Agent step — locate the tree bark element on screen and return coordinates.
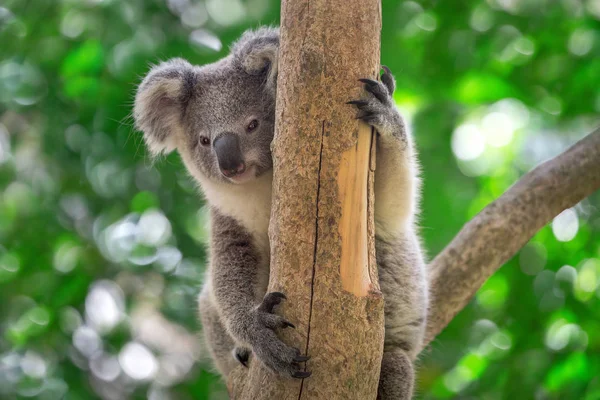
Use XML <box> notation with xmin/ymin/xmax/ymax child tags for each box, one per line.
<box><xmin>423</xmin><ymin>127</ymin><xmax>600</xmax><ymax>349</ymax></box>
<box><xmin>228</xmin><ymin>0</ymin><xmax>385</xmax><ymax>399</ymax></box>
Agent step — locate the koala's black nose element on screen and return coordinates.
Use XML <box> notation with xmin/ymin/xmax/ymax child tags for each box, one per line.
<box><xmin>213</xmin><ymin>133</ymin><xmax>246</xmax><ymax>178</ymax></box>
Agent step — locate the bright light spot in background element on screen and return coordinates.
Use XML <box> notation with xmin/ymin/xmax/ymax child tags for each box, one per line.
<box><xmin>29</xmin><ymin>306</ymin><xmax>50</xmax><ymax>326</ymax></box>
<box><xmin>2</xmin><ymin>352</ymin><xmax>22</xmax><ymax>384</ymax></box>
<box><xmin>540</xmin><ymin>95</ymin><xmax>562</xmax><ymax>115</ymax></box>
<box><xmin>60</xmin><ymin>10</ymin><xmax>86</xmax><ymax>39</ymax></box>
<box><xmin>452</xmin><ymin>124</ymin><xmax>485</xmax><ymax>161</ymax></box>
<box><xmin>568</xmin><ymin>28</ymin><xmax>594</xmax><ymax>56</ymax></box>
<box><xmin>561</xmin><ymin>0</ymin><xmax>584</xmax><ymax>15</ymax></box>
<box><xmin>155</xmin><ymin>246</ymin><xmax>182</xmax><ymax>273</ymax></box>
<box><xmin>20</xmin><ymin>351</ymin><xmax>47</xmax><ymax>379</ymax></box>
<box><xmin>545</xmin><ymin>319</ymin><xmax>587</xmax><ymax>351</ymax></box>
<box><xmin>4</xmin><ymin>182</ymin><xmax>35</xmax><ymax>216</ymax></box>
<box><xmin>555</xmin><ymin>265</ymin><xmax>577</xmax><ymax>288</ymax></box>
<box><xmin>102</xmin><ymin>217</ymin><xmax>137</xmax><ymax>262</ymax></box>
<box><xmin>496</xmin><ymin>0</ymin><xmax>519</xmax><ymax>13</ymax></box>
<box><xmin>64</xmin><ymin>124</ymin><xmax>89</xmax><ymax>153</ymax></box>
<box><xmin>167</xmin><ymin>0</ymin><xmax>190</xmax><ymax>15</ymax></box>
<box><xmin>477</xmin><ymin>274</ymin><xmax>509</xmax><ymax>311</ymax></box>
<box><xmin>0</xmin><ymin>61</ymin><xmax>47</xmax><ymax>106</ymax></box>
<box><xmin>155</xmin><ymin>353</ymin><xmax>196</xmax><ymax>386</ymax></box>
<box><xmin>493</xmin><ymin>98</ymin><xmax>530</xmax><ymax>129</ymax></box>
<box><xmin>443</xmin><ymin>365</ymin><xmax>473</xmax><ymax>393</ymax></box>
<box><xmin>73</xmin><ymin>326</ymin><xmax>102</xmax><ymax>358</ymax></box>
<box><xmin>470</xmin><ymin>5</ymin><xmax>494</xmax><ymax>32</ymax></box>
<box><xmin>60</xmin><ymin>194</ymin><xmax>88</xmax><ymax>221</ymax></box>
<box><xmin>586</xmin><ymin>0</ymin><xmax>600</xmax><ymax>19</ymax></box>
<box><xmin>490</xmin><ymin>330</ymin><xmax>512</xmax><ymax>351</ymax></box>
<box><xmin>137</xmin><ymin>209</ymin><xmax>172</xmax><ymax>247</ymax></box>
<box><xmin>189</xmin><ymin>29</ymin><xmax>222</xmax><ymax>52</ymax></box>
<box><xmin>574</xmin><ymin>258</ymin><xmax>600</xmax><ymax>302</ymax></box>
<box><xmin>552</xmin><ymin>208</ymin><xmax>579</xmax><ymax>242</ymax></box>
<box><xmin>470</xmin><ymin>319</ymin><xmax>498</xmax><ymax>343</ymax></box>
<box><xmin>415</xmin><ymin>12</ymin><xmax>437</xmax><ymax>32</ymax></box>
<box><xmin>53</xmin><ymin>241</ymin><xmax>81</xmax><ymax>273</ymax></box>
<box><xmin>0</xmin><ymin>251</ymin><xmax>20</xmax><ymax>279</ymax></box>
<box><xmin>88</xmin><ymin>160</ymin><xmax>132</xmax><ymax>198</ymax></box>
<box><xmin>119</xmin><ymin>342</ymin><xmax>158</xmax><ymax>381</ymax></box>
<box><xmin>90</xmin><ymin>353</ymin><xmax>121</xmax><ymax>382</ymax></box>
<box><xmin>443</xmin><ymin>353</ymin><xmax>488</xmax><ymax>394</ymax></box>
<box><xmin>181</xmin><ymin>3</ymin><xmax>208</xmax><ymax>28</ymax></box>
<box><xmin>59</xmin><ymin>307</ymin><xmax>83</xmax><ymax>335</ymax></box>
<box><xmin>0</xmin><ymin>123</ymin><xmax>10</xmax><ymax>164</ymax></box>
<box><xmin>481</xmin><ymin>112</ymin><xmax>514</xmax><ymax>147</ymax></box>
<box><xmin>85</xmin><ymin>280</ymin><xmax>125</xmax><ymax>333</ymax></box>
<box><xmin>514</xmin><ymin>37</ymin><xmax>535</xmax><ymax>56</ymax></box>
<box><xmin>185</xmin><ymin>207</ymin><xmax>210</xmax><ymax>244</ymax></box>
<box><xmin>206</xmin><ymin>0</ymin><xmax>246</xmax><ymax>26</ymax></box>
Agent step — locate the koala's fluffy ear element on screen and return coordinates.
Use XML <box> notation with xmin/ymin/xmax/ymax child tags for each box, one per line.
<box><xmin>232</xmin><ymin>27</ymin><xmax>279</xmax><ymax>92</ymax></box>
<box><xmin>134</xmin><ymin>58</ymin><xmax>196</xmax><ymax>156</ymax></box>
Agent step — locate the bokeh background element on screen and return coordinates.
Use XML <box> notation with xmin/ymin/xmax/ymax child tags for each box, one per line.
<box><xmin>0</xmin><ymin>0</ymin><xmax>599</xmax><ymax>399</ymax></box>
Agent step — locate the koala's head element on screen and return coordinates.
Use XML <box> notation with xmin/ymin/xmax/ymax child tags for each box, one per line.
<box><xmin>134</xmin><ymin>27</ymin><xmax>279</xmax><ymax>185</ymax></box>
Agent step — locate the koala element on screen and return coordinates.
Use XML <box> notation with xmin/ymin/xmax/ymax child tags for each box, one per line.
<box><xmin>134</xmin><ymin>27</ymin><xmax>428</xmax><ymax>400</ymax></box>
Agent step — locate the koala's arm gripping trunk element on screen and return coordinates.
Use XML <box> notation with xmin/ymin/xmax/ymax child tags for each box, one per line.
<box><xmin>227</xmin><ymin>0</ymin><xmax>385</xmax><ymax>399</ymax></box>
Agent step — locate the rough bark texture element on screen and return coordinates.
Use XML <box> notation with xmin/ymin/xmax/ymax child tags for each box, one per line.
<box><xmin>423</xmin><ymin>127</ymin><xmax>600</xmax><ymax>349</ymax></box>
<box><xmin>227</xmin><ymin>0</ymin><xmax>385</xmax><ymax>399</ymax></box>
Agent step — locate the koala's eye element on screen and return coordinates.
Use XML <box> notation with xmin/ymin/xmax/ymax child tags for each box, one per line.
<box><xmin>247</xmin><ymin>119</ymin><xmax>259</xmax><ymax>133</ymax></box>
<box><xmin>200</xmin><ymin>136</ymin><xmax>211</xmax><ymax>146</ymax></box>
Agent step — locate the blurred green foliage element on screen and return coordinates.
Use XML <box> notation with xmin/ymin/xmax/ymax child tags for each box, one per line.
<box><xmin>0</xmin><ymin>0</ymin><xmax>599</xmax><ymax>399</ymax></box>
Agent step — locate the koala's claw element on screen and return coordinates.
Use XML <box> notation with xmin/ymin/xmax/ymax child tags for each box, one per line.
<box><xmin>259</xmin><ymin>291</ymin><xmax>286</xmax><ymax>313</ymax></box>
<box><xmin>359</xmin><ymin>78</ymin><xmax>390</xmax><ymax>103</ymax></box>
<box><xmin>346</xmin><ymin>100</ymin><xmax>369</xmax><ymax>107</ymax></box>
<box><xmin>348</xmin><ymin>66</ymin><xmax>403</xmax><ymax>139</ymax></box>
<box><xmin>282</xmin><ymin>320</ymin><xmax>296</xmax><ymax>329</ymax></box>
<box><xmin>381</xmin><ymin>65</ymin><xmax>396</xmax><ymax>94</ymax></box>
<box><xmin>292</xmin><ymin>370</ymin><xmax>312</xmax><ymax>379</ymax></box>
<box><xmin>245</xmin><ymin>291</ymin><xmax>311</xmax><ymax>378</ymax></box>
<box><xmin>234</xmin><ymin>347</ymin><xmax>250</xmax><ymax>368</ymax></box>
<box><xmin>294</xmin><ymin>355</ymin><xmax>310</xmax><ymax>362</ymax></box>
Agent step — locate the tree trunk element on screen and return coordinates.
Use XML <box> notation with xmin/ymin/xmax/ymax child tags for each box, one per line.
<box><xmin>227</xmin><ymin>0</ymin><xmax>385</xmax><ymax>399</ymax></box>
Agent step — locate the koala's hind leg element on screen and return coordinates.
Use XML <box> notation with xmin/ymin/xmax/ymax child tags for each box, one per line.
<box><xmin>376</xmin><ymin>234</ymin><xmax>427</xmax><ymax>400</ymax></box>
<box><xmin>378</xmin><ymin>351</ymin><xmax>414</xmax><ymax>400</ymax></box>
<box><xmin>198</xmin><ymin>289</ymin><xmax>238</xmax><ymax>376</ymax></box>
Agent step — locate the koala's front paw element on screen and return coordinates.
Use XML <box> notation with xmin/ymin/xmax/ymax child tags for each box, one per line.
<box><xmin>347</xmin><ymin>66</ymin><xmax>404</xmax><ymax>140</ymax></box>
<box><xmin>246</xmin><ymin>292</ymin><xmax>311</xmax><ymax>379</ymax></box>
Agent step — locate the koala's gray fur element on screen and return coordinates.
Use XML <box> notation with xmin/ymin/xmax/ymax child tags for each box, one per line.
<box><xmin>134</xmin><ymin>26</ymin><xmax>428</xmax><ymax>399</ymax></box>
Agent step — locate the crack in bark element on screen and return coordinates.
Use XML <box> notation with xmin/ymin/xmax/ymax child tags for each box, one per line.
<box><xmin>298</xmin><ymin>120</ymin><xmax>326</xmax><ymax>399</ymax></box>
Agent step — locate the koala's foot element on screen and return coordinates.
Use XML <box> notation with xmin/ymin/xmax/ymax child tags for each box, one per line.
<box><xmin>377</xmin><ymin>350</ymin><xmax>414</xmax><ymax>400</ymax></box>
<box><xmin>246</xmin><ymin>292</ymin><xmax>311</xmax><ymax>379</ymax></box>
<box><xmin>347</xmin><ymin>66</ymin><xmax>405</xmax><ymax>141</ymax></box>
<box><xmin>233</xmin><ymin>347</ymin><xmax>251</xmax><ymax>368</ymax></box>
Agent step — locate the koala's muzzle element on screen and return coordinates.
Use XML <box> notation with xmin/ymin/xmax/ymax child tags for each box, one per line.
<box><xmin>213</xmin><ymin>133</ymin><xmax>246</xmax><ymax>178</ymax></box>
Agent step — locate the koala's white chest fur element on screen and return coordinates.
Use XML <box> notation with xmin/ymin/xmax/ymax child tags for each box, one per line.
<box><xmin>200</xmin><ymin>170</ymin><xmax>273</xmax><ymax>295</ymax></box>
<box><xmin>201</xmin><ymin>171</ymin><xmax>273</xmax><ymax>236</ymax></box>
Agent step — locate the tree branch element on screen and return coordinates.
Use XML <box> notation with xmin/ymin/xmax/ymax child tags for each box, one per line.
<box><xmin>422</xmin><ymin>127</ymin><xmax>600</xmax><ymax>349</ymax></box>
